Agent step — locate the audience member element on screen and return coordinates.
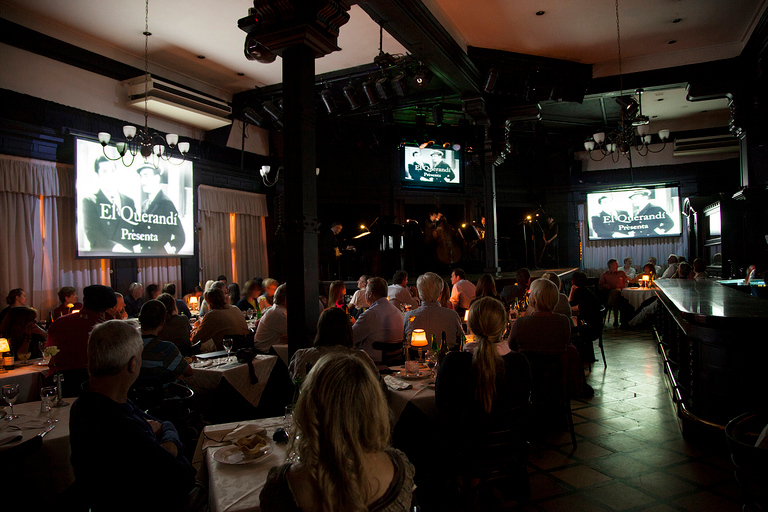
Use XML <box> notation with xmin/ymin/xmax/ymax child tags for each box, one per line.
<box><xmin>404</xmin><ymin>272</ymin><xmax>463</xmax><ymax>350</ymax></box>
<box><xmin>124</xmin><ymin>282</ymin><xmax>143</xmax><ymax>318</ymax></box>
<box><xmin>288</xmin><ymin>308</ymin><xmax>377</xmax><ymax>381</ymax></box>
<box><xmin>507</xmin><ymin>279</ymin><xmax>570</xmax><ymax>352</ymax></box>
<box><xmin>541</xmin><ymin>272</ymin><xmax>572</xmax><ymax>326</ymax></box>
<box><xmin>449</xmin><ymin>268</ymin><xmax>476</xmax><ymax>317</ymax></box>
<box><xmin>105</xmin><ymin>292</ymin><xmax>128</xmax><ymax>320</ymax></box>
<box><xmin>260</xmin><ymin>352</ymin><xmax>415</xmax><ymax>511</ymax></box>
<box><xmin>217</xmin><ymin>275</ymin><xmax>228</xmax><ymax>285</ymax></box>
<box><xmin>0</xmin><ymin>288</ymin><xmax>26</xmax><ymax>325</ymax></box>
<box><xmin>691</xmin><ymin>258</ymin><xmax>708</xmax><ymax>280</ymax></box>
<box><xmin>191</xmin><ymin>287</ymin><xmax>249</xmax><ymax>351</ymax></box>
<box><xmin>227</xmin><ymin>283</ymin><xmax>241</xmax><ymax>307</ymax></box>
<box><xmin>328</xmin><ymin>280</ymin><xmax>347</xmax><ymax>309</ymax></box>
<box><xmin>568</xmin><ymin>271</ymin><xmax>602</xmax><ymax>363</ymax></box>
<box><xmin>471</xmin><ymin>274</ymin><xmax>502</xmax><ymax>305</ymax></box>
<box><xmin>352</xmin><ymin>277</ymin><xmax>403</xmax><ymax>362</ymax></box>
<box><xmin>199</xmin><ymin>281</ymin><xmax>227</xmax><ymax>318</ymax></box>
<box><xmin>500</xmin><ymin>268</ymin><xmax>531</xmax><ymax>308</ymax></box>
<box><xmin>236</xmin><ymin>280</ymin><xmax>262</xmax><ymax>314</ymax></box>
<box><xmin>634</xmin><ymin>263</ymin><xmax>657</xmax><ymax>282</ymax></box>
<box><xmin>388</xmin><ymin>270</ymin><xmax>420</xmax><ymax>311</ymax></box>
<box><xmin>437</xmin><ymin>297</ymin><xmax>531</xmax><ymax>430</ymax></box>
<box><xmin>260</xmin><ymin>278</ymin><xmax>279</xmax><ymax>309</ymax></box>
<box><xmin>52</xmin><ymin>287</ymin><xmax>83</xmax><ymax>321</ymax></box>
<box><xmin>439</xmin><ymin>278</ymin><xmax>454</xmax><ymax>310</ymax></box>
<box><xmin>162</xmin><ymin>283</ymin><xmax>191</xmax><ymax>318</ymax></box>
<box><xmin>661</xmin><ymin>254</ymin><xmax>678</xmax><ymax>279</ymax></box>
<box><xmin>0</xmin><ymin>306</ymin><xmax>46</xmax><ymax>358</ymax></box>
<box><xmin>143</xmin><ymin>283</ymin><xmax>160</xmax><ymax>303</ymax></box>
<box><xmin>622</xmin><ymin>257</ymin><xmax>636</xmax><ymax>279</ymax></box>
<box><xmin>675</xmin><ymin>261</ymin><xmax>692</xmax><ymax>279</ymax></box>
<box><xmin>349</xmin><ymin>275</ymin><xmax>369</xmax><ymax>310</ymax></box>
<box><xmin>598</xmin><ymin>258</ymin><xmax>632</xmax><ymax>327</ymax></box>
<box><xmin>254</xmin><ymin>284</ymin><xmax>287</xmax><ymax>353</ymax></box>
<box><xmin>648</xmin><ymin>256</ymin><xmax>662</xmax><ymax>276</ymax></box>
<box><xmin>137</xmin><ymin>300</ymin><xmax>192</xmax><ymax>382</ymax></box>
<box><xmin>157</xmin><ymin>293</ymin><xmax>192</xmax><ymax>351</ymax></box>
<box><xmin>69</xmin><ymin>320</ymin><xmax>195</xmax><ymax>511</ymax></box>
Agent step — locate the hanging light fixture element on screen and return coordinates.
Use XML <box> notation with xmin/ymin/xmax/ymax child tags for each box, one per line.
<box><xmin>98</xmin><ymin>0</ymin><xmax>189</xmax><ymax>168</ymax></box>
<box><xmin>584</xmin><ymin>1</ymin><xmax>670</xmax><ymax>162</ymax></box>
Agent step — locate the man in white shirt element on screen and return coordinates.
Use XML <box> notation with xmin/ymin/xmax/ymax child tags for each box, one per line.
<box><xmin>661</xmin><ymin>254</ymin><xmax>678</xmax><ymax>279</ymax></box>
<box><xmin>622</xmin><ymin>257</ymin><xmax>637</xmax><ymax>279</ymax></box>
<box><xmin>388</xmin><ymin>270</ymin><xmax>419</xmax><ymax>311</ymax></box>
<box><xmin>254</xmin><ymin>284</ymin><xmax>287</xmax><ymax>353</ymax></box>
<box><xmin>352</xmin><ymin>277</ymin><xmax>404</xmax><ymax>362</ymax></box>
<box><xmin>404</xmin><ymin>272</ymin><xmax>462</xmax><ymax>349</ymax></box>
<box><xmin>449</xmin><ymin>268</ymin><xmax>475</xmax><ymax>317</ymax></box>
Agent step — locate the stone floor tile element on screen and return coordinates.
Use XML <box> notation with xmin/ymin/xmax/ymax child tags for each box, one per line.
<box><xmin>550</xmin><ymin>465</ymin><xmax>613</xmax><ymax>488</ymax></box>
<box><xmin>582</xmin><ymin>481</ymin><xmax>657</xmax><ymax>510</ymax></box>
<box><xmin>673</xmin><ymin>491</ymin><xmax>741</xmax><ymax>512</ymax></box>
<box><xmin>627</xmin><ymin>471</ymin><xmax>696</xmax><ymax>498</ymax></box>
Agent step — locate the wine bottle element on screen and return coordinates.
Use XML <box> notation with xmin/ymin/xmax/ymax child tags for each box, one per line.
<box><xmin>438</xmin><ymin>331</ymin><xmax>447</xmax><ymax>366</ymax></box>
<box><xmin>430</xmin><ymin>334</ymin><xmax>438</xmax><ymax>356</ymax></box>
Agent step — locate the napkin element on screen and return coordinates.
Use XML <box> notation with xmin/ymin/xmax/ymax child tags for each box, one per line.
<box><xmin>383</xmin><ymin>375</ymin><xmax>412</xmax><ymax>391</ymax></box>
<box><xmin>204</xmin><ymin>423</ymin><xmax>267</xmax><ymax>443</ymax></box>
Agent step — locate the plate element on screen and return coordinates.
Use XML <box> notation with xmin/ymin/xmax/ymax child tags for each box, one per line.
<box><xmin>396</xmin><ymin>370</ymin><xmax>431</xmax><ymax>380</ymax></box>
<box><xmin>213</xmin><ymin>444</ymin><xmax>273</xmax><ymax>465</ymax></box>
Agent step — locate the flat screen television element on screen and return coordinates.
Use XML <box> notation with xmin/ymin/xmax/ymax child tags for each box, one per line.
<box><xmin>400</xmin><ymin>144</ymin><xmax>462</xmax><ymax>189</ymax></box>
<box><xmin>75</xmin><ymin>138</ymin><xmax>194</xmax><ymax>258</ymax></box>
<box><xmin>586</xmin><ymin>186</ymin><xmax>681</xmax><ymax>241</ymax></box>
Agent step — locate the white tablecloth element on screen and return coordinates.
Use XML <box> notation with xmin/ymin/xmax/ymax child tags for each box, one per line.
<box><xmin>621</xmin><ymin>287</ymin><xmax>657</xmax><ymax>309</ymax></box>
<box><xmin>193</xmin><ymin>416</ymin><xmax>286</xmax><ymax>512</ymax></box>
<box><xmin>186</xmin><ymin>355</ymin><xmax>277</xmax><ymax>407</ymax></box>
<box><xmin>0</xmin><ymin>360</ymin><xmax>49</xmax><ymax>403</ymax></box>
<box><xmin>272</xmin><ymin>344</ymin><xmax>289</xmax><ymax>366</ymax></box>
<box><xmin>386</xmin><ymin>365</ymin><xmax>437</xmax><ymax>422</ymax></box>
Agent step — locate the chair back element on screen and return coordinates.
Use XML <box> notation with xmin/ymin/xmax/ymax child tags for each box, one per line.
<box><xmin>372</xmin><ymin>340</ymin><xmax>404</xmax><ymax>365</ymax></box>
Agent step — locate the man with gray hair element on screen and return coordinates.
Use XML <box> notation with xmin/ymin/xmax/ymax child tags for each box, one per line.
<box><xmin>404</xmin><ymin>272</ymin><xmax>462</xmax><ymax>349</ymax></box>
<box><xmin>124</xmin><ymin>282</ymin><xmax>144</xmax><ymax>318</ymax></box>
<box><xmin>352</xmin><ymin>277</ymin><xmax>404</xmax><ymax>362</ymax></box>
<box><xmin>388</xmin><ymin>270</ymin><xmax>419</xmax><ymax>311</ymax></box>
<box><xmin>661</xmin><ymin>254</ymin><xmax>679</xmax><ymax>279</ymax></box>
<box><xmin>69</xmin><ymin>320</ymin><xmax>195</xmax><ymax>510</ymax></box>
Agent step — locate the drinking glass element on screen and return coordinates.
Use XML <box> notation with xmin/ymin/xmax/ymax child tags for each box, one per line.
<box><xmin>2</xmin><ymin>384</ymin><xmax>20</xmax><ymax>420</ymax></box>
<box><xmin>40</xmin><ymin>386</ymin><xmax>57</xmax><ymax>424</ymax></box>
<box><xmin>283</xmin><ymin>405</ymin><xmax>294</xmax><ymax>435</ymax></box>
<box><xmin>223</xmin><ymin>337</ymin><xmax>234</xmax><ymax>362</ymax></box>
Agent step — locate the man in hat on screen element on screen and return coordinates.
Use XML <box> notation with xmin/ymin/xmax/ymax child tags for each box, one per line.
<box><xmin>629</xmin><ymin>190</ymin><xmax>673</xmax><ymax>237</ymax></box>
<box><xmin>424</xmin><ymin>150</ymin><xmax>455</xmax><ymax>183</ymax></box>
<box><xmin>82</xmin><ymin>156</ymin><xmax>137</xmax><ymax>252</ymax></box>
<box><xmin>135</xmin><ymin>165</ymin><xmax>186</xmax><ymax>254</ymax></box>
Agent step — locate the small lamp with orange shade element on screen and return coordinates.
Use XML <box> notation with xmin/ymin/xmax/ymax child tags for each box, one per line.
<box><xmin>410</xmin><ymin>329</ymin><xmax>428</xmax><ymax>363</ymax></box>
<box><xmin>0</xmin><ymin>338</ymin><xmax>11</xmax><ymax>372</ymax></box>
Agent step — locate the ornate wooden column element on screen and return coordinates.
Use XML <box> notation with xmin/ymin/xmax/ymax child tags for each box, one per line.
<box><xmin>239</xmin><ymin>1</ymin><xmax>350</xmax><ymax>355</ymax></box>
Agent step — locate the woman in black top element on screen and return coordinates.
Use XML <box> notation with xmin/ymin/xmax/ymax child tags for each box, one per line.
<box><xmin>568</xmin><ymin>271</ymin><xmax>601</xmax><ymax>362</ymax></box>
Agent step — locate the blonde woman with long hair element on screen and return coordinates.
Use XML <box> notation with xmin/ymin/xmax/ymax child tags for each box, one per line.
<box><xmin>260</xmin><ymin>352</ymin><xmax>415</xmax><ymax>512</ymax></box>
<box><xmin>436</xmin><ymin>297</ymin><xmax>530</xmax><ymax>427</ymax></box>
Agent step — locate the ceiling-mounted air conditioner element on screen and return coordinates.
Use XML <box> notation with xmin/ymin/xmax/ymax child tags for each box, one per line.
<box><xmin>123</xmin><ymin>75</ymin><xmax>232</xmax><ymax>131</ymax></box>
<box><xmin>673</xmin><ymin>134</ymin><xmax>739</xmax><ymax>156</ymax></box>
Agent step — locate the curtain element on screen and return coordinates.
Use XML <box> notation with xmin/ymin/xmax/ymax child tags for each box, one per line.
<box><xmin>137</xmin><ymin>258</ymin><xmax>182</xmax><ymax>293</ymax></box>
<box><xmin>577</xmin><ymin>203</ymin><xmax>687</xmax><ymax>276</ymax></box>
<box><xmin>198</xmin><ymin>185</ymin><xmax>269</xmax><ymax>286</ymax></box>
<box><xmin>0</xmin><ymin>154</ymin><xmax>110</xmax><ymax>318</ymax></box>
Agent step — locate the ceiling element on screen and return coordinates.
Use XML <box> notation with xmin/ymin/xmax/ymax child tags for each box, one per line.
<box><xmin>1</xmin><ymin>0</ymin><xmax>766</xmax><ymax>132</ymax></box>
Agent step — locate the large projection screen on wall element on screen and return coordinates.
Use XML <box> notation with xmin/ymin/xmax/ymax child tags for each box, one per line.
<box><xmin>587</xmin><ymin>186</ymin><xmax>681</xmax><ymax>241</ymax></box>
<box><xmin>75</xmin><ymin>138</ymin><xmax>194</xmax><ymax>258</ymax></box>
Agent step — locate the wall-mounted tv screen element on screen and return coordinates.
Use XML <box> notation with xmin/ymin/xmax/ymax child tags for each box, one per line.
<box><xmin>586</xmin><ymin>186</ymin><xmax>681</xmax><ymax>241</ymax></box>
<box><xmin>400</xmin><ymin>144</ymin><xmax>462</xmax><ymax>189</ymax></box>
<box><xmin>75</xmin><ymin>138</ymin><xmax>194</xmax><ymax>258</ymax></box>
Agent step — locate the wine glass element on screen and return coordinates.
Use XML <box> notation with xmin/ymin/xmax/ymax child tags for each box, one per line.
<box><xmin>222</xmin><ymin>337</ymin><xmax>233</xmax><ymax>362</ymax></box>
<box><xmin>2</xmin><ymin>384</ymin><xmax>20</xmax><ymax>420</ymax></box>
<box><xmin>40</xmin><ymin>386</ymin><xmax>57</xmax><ymax>424</ymax></box>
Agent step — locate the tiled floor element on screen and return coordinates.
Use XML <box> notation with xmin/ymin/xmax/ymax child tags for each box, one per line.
<box><xmin>521</xmin><ymin>325</ymin><xmax>742</xmax><ymax>511</ymax></box>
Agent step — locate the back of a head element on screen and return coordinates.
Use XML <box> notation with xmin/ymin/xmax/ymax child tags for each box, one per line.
<box><xmin>648</xmin><ymin>257</ymin><xmax>657</xmax><ymax>265</ymax></box>
<box><xmin>217</xmin><ymin>275</ymin><xmax>227</xmax><ymax>282</ymax></box>
<box><xmin>467</xmin><ymin>297</ymin><xmax>507</xmax><ymax>414</ymax></box>
<box><xmin>58</xmin><ymin>286</ymin><xmax>76</xmax><ymax>304</ymax></box>
<box><xmin>328</xmin><ymin>280</ymin><xmax>346</xmax><ymax>305</ymax></box>
<box><xmin>262</xmin><ymin>278</ymin><xmax>278</xmax><ymax>290</ymax></box>
<box><xmin>6</xmin><ymin>288</ymin><xmax>23</xmax><ymax>306</ymax></box>
<box><xmin>572</xmin><ymin>271</ymin><xmax>587</xmax><ymax>287</ymax></box>
<box><xmin>2</xmin><ymin>307</ymin><xmax>38</xmax><ymax>339</ymax></box>
<box><xmin>678</xmin><ymin>262</ymin><xmax>692</xmax><ymax>277</ymax></box>
<box><xmin>542</xmin><ymin>272</ymin><xmax>561</xmax><ymax>291</ymax></box>
<box><xmin>156</xmin><ymin>293</ymin><xmax>177</xmax><ymax>317</ymax></box>
<box><xmin>205</xmin><ymin>288</ymin><xmax>227</xmax><ymax>310</ymax></box>
<box><xmin>162</xmin><ymin>283</ymin><xmax>176</xmax><ymax>296</ymax></box>
<box><xmin>416</xmin><ymin>272</ymin><xmax>442</xmax><ymax>303</ymax></box>
<box><xmin>607</xmin><ymin>258</ymin><xmax>618</xmax><ymax>268</ymax></box>
<box><xmin>516</xmin><ymin>268</ymin><xmax>531</xmax><ymax>286</ymax></box>
<box><xmin>138</xmin><ymin>299</ymin><xmax>166</xmax><ymax>330</ymax></box>
<box><xmin>468</xmin><ymin>297</ymin><xmax>507</xmax><ymax>342</ymax></box>
<box><xmin>475</xmin><ymin>274</ymin><xmax>497</xmax><ymax>298</ymax></box>
<box><xmin>453</xmin><ymin>268</ymin><xmax>466</xmax><ymax>280</ymax></box>
<box><xmin>392</xmin><ymin>270</ymin><xmax>408</xmax><ymax>285</ymax></box>
<box><xmin>83</xmin><ymin>285</ymin><xmax>117</xmax><ymax>313</ymax></box>
<box><xmin>643</xmin><ymin>263</ymin><xmax>656</xmax><ymax>275</ymax></box>
<box><xmin>293</xmin><ymin>352</ymin><xmax>389</xmax><ymax>510</ymax></box>
<box><xmin>273</xmin><ymin>284</ymin><xmax>287</xmax><ymax>307</ymax></box>
<box><xmin>204</xmin><ymin>280</ymin><xmax>216</xmax><ymax>292</ymax></box>
<box><xmin>88</xmin><ymin>320</ymin><xmax>143</xmax><ymax>378</ymax></box>
<box><xmin>366</xmin><ymin>277</ymin><xmax>388</xmax><ymax>301</ymax></box>
<box><xmin>242</xmin><ymin>280</ymin><xmax>256</xmax><ymax>297</ymax></box>
<box><xmin>144</xmin><ymin>284</ymin><xmax>159</xmax><ymax>300</ymax></box>
<box><xmin>228</xmin><ymin>283</ymin><xmax>241</xmax><ymax>303</ymax></box>
<box><xmin>210</xmin><ymin>281</ymin><xmax>227</xmax><ymax>292</ymax></box>
<box><xmin>314</xmin><ymin>308</ymin><xmax>353</xmax><ymax>348</ymax></box>
<box><xmin>693</xmin><ymin>258</ymin><xmax>706</xmax><ymax>273</ymax></box>
<box><xmin>530</xmin><ymin>278</ymin><xmax>559</xmax><ymax>312</ymax></box>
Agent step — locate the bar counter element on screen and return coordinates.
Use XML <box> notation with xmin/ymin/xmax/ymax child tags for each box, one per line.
<box><xmin>653</xmin><ymin>279</ymin><xmax>768</xmax><ymax>441</ymax></box>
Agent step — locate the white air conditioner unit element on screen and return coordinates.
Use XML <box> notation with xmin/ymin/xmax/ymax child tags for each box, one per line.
<box><xmin>123</xmin><ymin>75</ymin><xmax>233</xmax><ymax>131</ymax></box>
<box><xmin>673</xmin><ymin>134</ymin><xmax>739</xmax><ymax>156</ymax></box>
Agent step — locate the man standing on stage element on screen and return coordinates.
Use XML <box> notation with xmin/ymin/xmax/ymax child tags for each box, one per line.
<box><xmin>541</xmin><ymin>214</ymin><xmax>559</xmax><ymax>265</ymax></box>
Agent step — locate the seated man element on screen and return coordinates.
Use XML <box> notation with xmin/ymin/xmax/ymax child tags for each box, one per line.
<box><xmin>388</xmin><ymin>270</ymin><xmax>420</xmax><ymax>311</ymax></box>
<box><xmin>352</xmin><ymin>277</ymin><xmax>404</xmax><ymax>362</ymax></box>
<box><xmin>48</xmin><ymin>284</ymin><xmax>117</xmax><ymax>396</ymax></box>
<box><xmin>404</xmin><ymin>272</ymin><xmax>462</xmax><ymax>349</ymax></box>
<box><xmin>449</xmin><ymin>268</ymin><xmax>476</xmax><ymax>317</ymax></box>
<box><xmin>500</xmin><ymin>268</ymin><xmax>531</xmax><ymax>309</ymax></box>
<box><xmin>660</xmin><ymin>254</ymin><xmax>678</xmax><ymax>279</ymax></box>
<box><xmin>69</xmin><ymin>320</ymin><xmax>196</xmax><ymax>511</ymax></box>
<box><xmin>254</xmin><ymin>284</ymin><xmax>287</xmax><ymax>353</ymax></box>
<box><xmin>598</xmin><ymin>258</ymin><xmax>632</xmax><ymax>327</ymax></box>
<box><xmin>105</xmin><ymin>292</ymin><xmax>128</xmax><ymax>320</ymax></box>
<box><xmin>137</xmin><ymin>300</ymin><xmax>192</xmax><ymax>383</ymax></box>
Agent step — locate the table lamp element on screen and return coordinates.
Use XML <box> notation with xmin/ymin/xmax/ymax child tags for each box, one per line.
<box><xmin>641</xmin><ymin>275</ymin><xmax>650</xmax><ymax>288</ymax></box>
<box><xmin>189</xmin><ymin>296</ymin><xmax>198</xmax><ymax>312</ymax></box>
<box><xmin>0</xmin><ymin>338</ymin><xmax>10</xmax><ymax>373</ymax></box>
<box><xmin>410</xmin><ymin>329</ymin><xmax>428</xmax><ymax>363</ymax></box>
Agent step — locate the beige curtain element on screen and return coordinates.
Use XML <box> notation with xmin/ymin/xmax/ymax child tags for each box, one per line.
<box><xmin>137</xmin><ymin>258</ymin><xmax>182</xmax><ymax>293</ymax></box>
<box><xmin>198</xmin><ymin>185</ymin><xmax>269</xmax><ymax>286</ymax></box>
<box><xmin>0</xmin><ymin>155</ymin><xmax>110</xmax><ymax>317</ymax></box>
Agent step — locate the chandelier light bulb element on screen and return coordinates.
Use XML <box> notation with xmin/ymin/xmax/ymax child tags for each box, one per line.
<box><xmin>165</xmin><ymin>133</ymin><xmax>179</xmax><ymax>146</ymax></box>
<box><xmin>658</xmin><ymin>129</ymin><xmax>670</xmax><ymax>141</ymax></box>
<box><xmin>584</xmin><ymin>140</ymin><xmax>595</xmax><ymax>151</ymax></box>
<box><xmin>98</xmin><ymin>132</ymin><xmax>111</xmax><ymax>145</ymax></box>
<box><xmin>178</xmin><ymin>142</ymin><xmax>190</xmax><ymax>155</ymax></box>
<box><xmin>123</xmin><ymin>125</ymin><xmax>137</xmax><ymax>139</ymax></box>
<box><xmin>593</xmin><ymin>132</ymin><xmax>606</xmax><ymax>144</ymax></box>
<box><xmin>637</xmin><ymin>124</ymin><xmax>650</xmax><ymax>136</ymax></box>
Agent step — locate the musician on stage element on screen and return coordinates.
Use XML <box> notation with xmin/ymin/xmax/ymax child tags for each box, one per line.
<box><xmin>541</xmin><ymin>215</ymin><xmax>559</xmax><ymax>266</ymax></box>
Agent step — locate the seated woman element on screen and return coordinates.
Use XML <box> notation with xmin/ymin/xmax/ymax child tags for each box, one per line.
<box><xmin>236</xmin><ymin>280</ymin><xmax>262</xmax><ymax>315</ymax></box>
<box><xmin>470</xmin><ymin>273</ymin><xmax>503</xmax><ymax>306</ymax></box>
<box><xmin>439</xmin><ymin>278</ymin><xmax>455</xmax><ymax>311</ymax></box>
<box><xmin>157</xmin><ymin>293</ymin><xmax>192</xmax><ymax>351</ymax></box>
<box><xmin>541</xmin><ymin>272</ymin><xmax>572</xmax><ymax>327</ymax></box>
<box><xmin>259</xmin><ymin>278</ymin><xmax>279</xmax><ymax>310</ymax></box>
<box><xmin>631</xmin><ymin>263</ymin><xmax>657</xmax><ymax>283</ymax></box>
<box><xmin>260</xmin><ymin>352</ymin><xmax>415</xmax><ymax>512</ymax></box>
<box><xmin>227</xmin><ymin>283</ymin><xmax>241</xmax><ymax>308</ymax></box>
<box><xmin>507</xmin><ymin>279</ymin><xmax>571</xmax><ymax>353</ymax></box>
<box><xmin>437</xmin><ymin>297</ymin><xmax>531</xmax><ymax>430</ymax></box>
<box><xmin>0</xmin><ymin>288</ymin><xmax>27</xmax><ymax>325</ymax></box>
<box><xmin>52</xmin><ymin>286</ymin><xmax>83</xmax><ymax>321</ymax></box>
<box><xmin>674</xmin><ymin>261</ymin><xmax>692</xmax><ymax>279</ymax></box>
<box><xmin>568</xmin><ymin>271</ymin><xmax>601</xmax><ymax>363</ymax></box>
<box><xmin>190</xmin><ymin>288</ymin><xmax>249</xmax><ymax>351</ymax></box>
<box><xmin>288</xmin><ymin>308</ymin><xmax>376</xmax><ymax>381</ymax></box>
<box><xmin>0</xmin><ymin>306</ymin><xmax>46</xmax><ymax>358</ymax></box>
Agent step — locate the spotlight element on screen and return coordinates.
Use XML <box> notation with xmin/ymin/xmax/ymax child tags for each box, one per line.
<box><xmin>375</xmin><ymin>77</ymin><xmax>392</xmax><ymax>100</ymax></box>
<box><xmin>616</xmin><ymin>96</ymin><xmax>639</xmax><ymax>119</ymax></box>
<box><xmin>452</xmin><ymin>143</ymin><xmax>461</xmax><ymax>151</ymax></box>
<box><xmin>262</xmin><ymin>100</ymin><xmax>283</xmax><ymax>129</ymax></box>
<box><xmin>320</xmin><ymin>88</ymin><xmax>336</xmax><ymax>114</ymax></box>
<box><xmin>443</xmin><ymin>142</ymin><xmax>451</xmax><ymax>149</ymax></box>
<box><xmin>392</xmin><ymin>72</ymin><xmax>408</xmax><ymax>97</ymax></box>
<box><xmin>342</xmin><ymin>83</ymin><xmax>360</xmax><ymax>110</ymax></box>
<box><xmin>412</xmin><ymin>67</ymin><xmax>432</xmax><ymax>88</ymax></box>
<box><xmin>432</xmin><ymin>104</ymin><xmax>443</xmax><ymax>127</ymax></box>
<box><xmin>244</xmin><ymin>34</ymin><xmax>276</xmax><ymax>64</ymax></box>
<box><xmin>419</xmin><ymin>140</ymin><xmax>435</xmax><ymax>149</ymax></box>
<box><xmin>484</xmin><ymin>67</ymin><xmax>499</xmax><ymax>93</ymax></box>
<box><xmin>242</xmin><ymin>107</ymin><xmax>265</xmax><ymax>127</ymax></box>
<box><xmin>362</xmin><ymin>80</ymin><xmax>379</xmax><ymax>106</ymax></box>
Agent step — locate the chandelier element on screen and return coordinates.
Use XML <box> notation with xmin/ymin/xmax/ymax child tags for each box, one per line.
<box><xmin>584</xmin><ymin>0</ymin><xmax>671</xmax><ymax>162</ymax></box>
<box><xmin>97</xmin><ymin>0</ymin><xmax>189</xmax><ymax>168</ymax></box>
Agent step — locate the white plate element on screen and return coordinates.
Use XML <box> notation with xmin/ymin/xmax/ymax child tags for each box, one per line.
<box><xmin>396</xmin><ymin>370</ymin><xmax>431</xmax><ymax>380</ymax></box>
<box><xmin>213</xmin><ymin>444</ymin><xmax>273</xmax><ymax>465</ymax></box>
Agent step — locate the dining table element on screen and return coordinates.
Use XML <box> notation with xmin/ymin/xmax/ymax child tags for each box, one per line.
<box><xmin>193</xmin><ymin>415</ymin><xmax>287</xmax><ymax>512</ymax></box>
<box><xmin>621</xmin><ymin>286</ymin><xmax>658</xmax><ymax>309</ymax></box>
<box><xmin>0</xmin><ymin>400</ymin><xmax>74</xmax><ymax>499</ymax></box>
<box><xmin>385</xmin><ymin>363</ymin><xmax>437</xmax><ymax>423</ymax></box>
<box><xmin>0</xmin><ymin>359</ymin><xmax>49</xmax><ymax>403</ymax></box>
<box><xmin>186</xmin><ymin>354</ymin><xmax>277</xmax><ymax>408</ymax></box>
